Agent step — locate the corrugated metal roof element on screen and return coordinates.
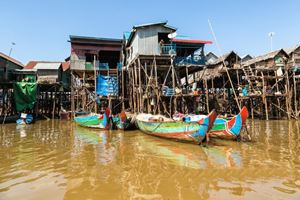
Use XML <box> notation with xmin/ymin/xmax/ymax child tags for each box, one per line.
<box><xmin>133</xmin><ymin>21</ymin><xmax>176</xmax><ymax>30</ymax></box>
<box><xmin>209</xmin><ymin>51</ymin><xmax>239</xmax><ymax>65</ymax></box>
<box><xmin>69</xmin><ymin>35</ymin><xmax>122</xmax><ymax>43</ymax></box>
<box><xmin>15</xmin><ymin>69</ymin><xmax>37</xmax><ymax>72</ymax></box>
<box><xmin>126</xmin><ymin>21</ymin><xmax>177</xmax><ymax>47</ymax></box>
<box><xmin>242</xmin><ymin>49</ymin><xmax>288</xmax><ymax>67</ymax></box>
<box><xmin>284</xmin><ymin>44</ymin><xmax>300</xmax><ymax>55</ymax></box>
<box><xmin>24</xmin><ymin>61</ymin><xmax>37</xmax><ymax>69</ymax></box>
<box><xmin>0</xmin><ymin>52</ymin><xmax>24</xmax><ymax>68</ymax></box>
<box><xmin>14</xmin><ymin>69</ymin><xmax>37</xmax><ymax>74</ymax></box>
<box><xmin>34</xmin><ymin>62</ymin><xmax>61</xmax><ymax>70</ymax></box>
<box><xmin>172</xmin><ymin>38</ymin><xmax>212</xmax><ymax>44</ymax></box>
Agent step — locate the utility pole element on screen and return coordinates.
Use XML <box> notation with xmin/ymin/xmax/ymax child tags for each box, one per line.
<box><xmin>268</xmin><ymin>32</ymin><xmax>275</xmax><ymax>51</ymax></box>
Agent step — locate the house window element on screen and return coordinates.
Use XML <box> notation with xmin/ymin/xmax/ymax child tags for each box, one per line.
<box><xmin>85</xmin><ymin>53</ymin><xmax>95</xmax><ymax>62</ymax></box>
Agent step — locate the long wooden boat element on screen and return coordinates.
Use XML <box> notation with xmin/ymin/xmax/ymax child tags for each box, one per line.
<box><xmin>74</xmin><ymin>109</ymin><xmax>110</xmax><ymax>129</ymax></box>
<box><xmin>209</xmin><ymin>106</ymin><xmax>249</xmax><ymax>140</ymax></box>
<box><xmin>113</xmin><ymin>111</ymin><xmax>136</xmax><ymax>130</ymax></box>
<box><xmin>136</xmin><ymin>110</ymin><xmax>217</xmax><ymax>144</ymax></box>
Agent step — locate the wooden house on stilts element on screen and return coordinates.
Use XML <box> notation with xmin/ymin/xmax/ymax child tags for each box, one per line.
<box><xmin>69</xmin><ymin>36</ymin><xmax>123</xmax><ymax>117</ymax></box>
<box><xmin>241</xmin><ymin>49</ymin><xmax>290</xmax><ymax>119</ymax></box>
<box><xmin>123</xmin><ymin>21</ymin><xmax>212</xmax><ymax>117</ymax></box>
<box><xmin>192</xmin><ymin>51</ymin><xmax>242</xmax><ymax>115</ymax></box>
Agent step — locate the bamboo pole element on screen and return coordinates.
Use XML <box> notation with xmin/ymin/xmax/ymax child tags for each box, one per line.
<box><xmin>208</xmin><ymin>20</ymin><xmax>241</xmax><ymax>112</ymax></box>
<box><xmin>271</xmin><ymin>103</ymin><xmax>297</xmax><ymax>119</ymax></box>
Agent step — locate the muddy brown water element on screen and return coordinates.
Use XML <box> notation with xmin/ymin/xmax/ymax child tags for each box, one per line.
<box><xmin>0</xmin><ymin>120</ymin><xmax>299</xmax><ymax>200</ymax></box>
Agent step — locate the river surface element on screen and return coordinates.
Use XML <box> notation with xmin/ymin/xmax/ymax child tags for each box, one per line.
<box><xmin>0</xmin><ymin>120</ymin><xmax>299</xmax><ymax>200</ymax></box>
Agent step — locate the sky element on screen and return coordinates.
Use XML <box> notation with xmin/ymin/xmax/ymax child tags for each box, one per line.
<box><xmin>1</xmin><ymin>0</ymin><xmax>300</xmax><ymax>64</ymax></box>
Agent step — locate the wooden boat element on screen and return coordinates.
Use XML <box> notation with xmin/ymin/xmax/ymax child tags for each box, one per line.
<box><xmin>1</xmin><ymin>115</ymin><xmax>19</xmax><ymax>124</ymax></box>
<box><xmin>113</xmin><ymin>111</ymin><xmax>136</xmax><ymax>130</ymax></box>
<box><xmin>74</xmin><ymin>109</ymin><xmax>110</xmax><ymax>129</ymax></box>
<box><xmin>209</xmin><ymin>106</ymin><xmax>249</xmax><ymax>140</ymax></box>
<box><xmin>136</xmin><ymin>110</ymin><xmax>217</xmax><ymax>144</ymax></box>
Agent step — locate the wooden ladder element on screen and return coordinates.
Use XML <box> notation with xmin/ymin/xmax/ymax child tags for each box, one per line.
<box><xmin>242</xmin><ymin>65</ymin><xmax>258</xmax><ymax>93</ymax></box>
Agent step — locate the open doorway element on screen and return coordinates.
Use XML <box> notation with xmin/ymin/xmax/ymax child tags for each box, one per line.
<box><xmin>98</xmin><ymin>51</ymin><xmax>120</xmax><ymax>69</ymax></box>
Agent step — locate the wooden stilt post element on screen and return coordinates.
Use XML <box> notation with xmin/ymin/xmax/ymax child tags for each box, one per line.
<box><xmin>275</xmin><ymin>76</ymin><xmax>281</xmax><ymax>118</ymax></box>
<box><xmin>171</xmin><ymin>57</ymin><xmax>176</xmax><ymax>114</ymax></box>
<box><xmin>134</xmin><ymin>61</ymin><xmax>139</xmax><ymax>113</ymax></box>
<box><xmin>52</xmin><ymin>86</ymin><xmax>56</xmax><ymax>119</ymax></box>
<box><xmin>132</xmin><ymin>66</ymin><xmax>136</xmax><ymax>113</ymax></box>
<box><xmin>121</xmin><ymin>64</ymin><xmax>125</xmax><ymax>110</ymax></box>
<box><xmin>145</xmin><ymin>62</ymin><xmax>150</xmax><ymax>113</ymax></box>
<box><xmin>138</xmin><ymin>58</ymin><xmax>142</xmax><ymax>113</ymax></box>
<box><xmin>93</xmin><ymin>55</ymin><xmax>97</xmax><ymax>113</ymax></box>
<box><xmin>261</xmin><ymin>72</ymin><xmax>268</xmax><ymax>120</ymax></box>
<box><xmin>250</xmin><ymin>98</ymin><xmax>254</xmax><ymax>119</ymax></box>
<box><xmin>236</xmin><ymin>69</ymin><xmax>240</xmax><ymax>87</ymax></box>
<box><xmin>130</xmin><ymin>68</ymin><xmax>134</xmax><ymax>112</ymax></box>
<box><xmin>223</xmin><ymin>76</ymin><xmax>226</xmax><ymax>100</ymax></box>
<box><xmin>154</xmin><ymin>57</ymin><xmax>160</xmax><ymax>114</ymax></box>
<box><xmin>71</xmin><ymin>71</ymin><xmax>75</xmax><ymax>119</ymax></box>
<box><xmin>185</xmin><ymin>66</ymin><xmax>189</xmax><ymax>88</ymax></box>
<box><xmin>205</xmin><ymin>79</ymin><xmax>209</xmax><ymax>113</ymax></box>
<box><xmin>286</xmin><ymin>68</ymin><xmax>291</xmax><ymax>119</ymax></box>
<box><xmin>293</xmin><ymin>72</ymin><xmax>298</xmax><ymax>118</ymax></box>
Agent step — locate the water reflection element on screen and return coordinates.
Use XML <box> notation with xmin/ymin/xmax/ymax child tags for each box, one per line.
<box><xmin>0</xmin><ymin>120</ymin><xmax>299</xmax><ymax>199</ymax></box>
<box><xmin>74</xmin><ymin>126</ymin><xmax>123</xmax><ymax>165</ymax></box>
<box><xmin>136</xmin><ymin>135</ymin><xmax>242</xmax><ymax>169</ymax></box>
<box><xmin>203</xmin><ymin>144</ymin><xmax>242</xmax><ymax>168</ymax></box>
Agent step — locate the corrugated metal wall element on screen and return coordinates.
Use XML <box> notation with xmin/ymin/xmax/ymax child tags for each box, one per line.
<box><xmin>128</xmin><ymin>25</ymin><xmax>173</xmax><ymax>64</ymax></box>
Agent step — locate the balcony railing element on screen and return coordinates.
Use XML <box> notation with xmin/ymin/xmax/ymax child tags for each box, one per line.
<box><xmin>161</xmin><ymin>44</ymin><xmax>176</xmax><ymax>55</ymax></box>
<box><xmin>71</xmin><ymin>60</ymin><xmax>122</xmax><ymax>71</ymax></box>
<box><xmin>160</xmin><ymin>44</ymin><xmax>206</xmax><ymax>65</ymax></box>
<box><xmin>175</xmin><ymin>55</ymin><xmax>206</xmax><ymax>65</ymax></box>
<box><xmin>70</xmin><ymin>60</ymin><xmax>100</xmax><ymax>71</ymax></box>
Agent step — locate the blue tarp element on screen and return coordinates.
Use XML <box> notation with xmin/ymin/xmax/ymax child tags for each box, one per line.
<box><xmin>96</xmin><ymin>75</ymin><xmax>118</xmax><ymax>96</ymax></box>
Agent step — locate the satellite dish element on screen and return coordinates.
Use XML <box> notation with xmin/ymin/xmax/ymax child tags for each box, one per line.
<box><xmin>168</xmin><ymin>32</ymin><xmax>177</xmax><ymax>39</ymax></box>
